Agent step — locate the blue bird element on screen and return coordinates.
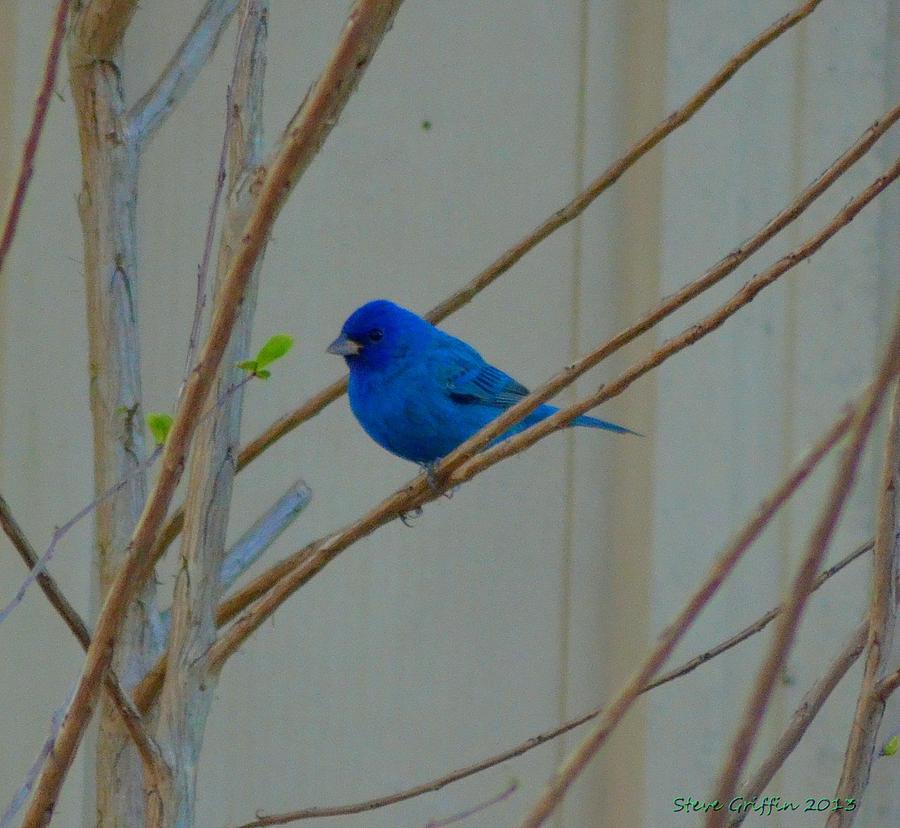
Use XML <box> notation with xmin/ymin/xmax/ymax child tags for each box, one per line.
<box><xmin>327</xmin><ymin>300</ymin><xmax>636</xmax><ymax>471</ymax></box>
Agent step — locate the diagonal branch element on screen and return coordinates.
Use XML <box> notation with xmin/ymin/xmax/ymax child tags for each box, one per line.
<box><xmin>228</xmin><ymin>540</ymin><xmax>872</xmax><ymax>827</ymax></box>
<box><xmin>204</xmin><ymin>158</ymin><xmax>900</xmax><ymax>677</ymax></box>
<box><xmin>705</xmin><ymin>312</ymin><xmax>900</xmax><ymax>828</ymax></box>
<box><xmin>219</xmin><ymin>479</ymin><xmax>312</xmax><ymax>592</ymax></box>
<box><xmin>826</xmin><ymin>382</ymin><xmax>900</xmax><ymax>827</ymax></box>
<box><xmin>0</xmin><ymin>0</ymin><xmax>72</xmax><ymax>277</ymax></box>
<box><xmin>152</xmin><ymin>102</ymin><xmax>900</xmax><ymax>569</ymax></box>
<box><xmin>20</xmin><ymin>1</ymin><xmax>405</xmax><ymax>824</ymax></box>
<box><xmin>128</xmin><ymin>0</ymin><xmax>242</xmax><ymax>143</ymax></box>
<box><xmin>729</xmin><ymin>622</ymin><xmax>870</xmax><ymax>827</ymax></box>
<box><xmin>0</xmin><ymin>494</ymin><xmax>170</xmax><ymax>822</ymax></box>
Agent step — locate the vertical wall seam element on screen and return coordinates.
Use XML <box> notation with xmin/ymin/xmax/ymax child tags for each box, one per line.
<box><xmin>772</xmin><ymin>19</ymin><xmax>808</xmax><ymax>804</ymax></box>
<box><xmin>555</xmin><ymin>3</ymin><xmax>591</xmax><ymax>825</ymax></box>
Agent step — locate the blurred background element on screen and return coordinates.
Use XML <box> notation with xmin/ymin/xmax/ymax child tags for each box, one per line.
<box><xmin>0</xmin><ymin>1</ymin><xmax>897</xmax><ymax>825</ymax></box>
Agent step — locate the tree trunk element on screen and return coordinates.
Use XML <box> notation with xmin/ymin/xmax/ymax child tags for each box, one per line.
<box><xmin>69</xmin><ymin>30</ymin><xmax>163</xmax><ymax>828</ymax></box>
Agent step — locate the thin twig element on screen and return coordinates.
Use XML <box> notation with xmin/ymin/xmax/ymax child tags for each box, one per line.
<box><xmin>729</xmin><ymin>622</ymin><xmax>869</xmax><ymax>828</ymax></box>
<box><xmin>0</xmin><ymin>494</ymin><xmax>91</xmax><ymax>648</ymax></box>
<box><xmin>706</xmin><ymin>312</ymin><xmax>900</xmax><ymax>828</ymax></box>
<box><xmin>20</xmin><ymin>3</ymin><xmax>404</xmax><ymax>824</ymax></box>
<box><xmin>226</xmin><ymin>538</ymin><xmax>871</xmax><ymax>827</ymax></box>
<box><xmin>182</xmin><ymin>82</ymin><xmax>235</xmax><ymax>388</ymax></box>
<box><xmin>645</xmin><ymin>538</ymin><xmax>874</xmax><ymax>692</ymax></box>
<box><xmin>0</xmin><ymin>495</ymin><xmax>170</xmax><ymax>820</ymax></box>
<box><xmin>128</xmin><ymin>0</ymin><xmax>242</xmax><ymax>143</ymax></box>
<box><xmin>0</xmin><ymin>683</ymin><xmax>74</xmax><ymax>828</ymax></box>
<box><xmin>425</xmin><ymin>781</ymin><xmax>518</xmax><ymax>828</ymax></box>
<box><xmin>826</xmin><ymin>382</ymin><xmax>900</xmax><ymax>827</ymax></box>
<box><xmin>205</xmin><ymin>157</ymin><xmax>900</xmax><ymax>679</ymax></box>
<box><xmin>0</xmin><ymin>445</ymin><xmax>162</xmax><ymax>628</ymax></box>
<box><xmin>0</xmin><ymin>0</ymin><xmax>71</xmax><ymax>277</ymax></box>
<box><xmin>222</xmin><ymin>0</ymin><xmax>832</xmax><ymax>494</ymax></box>
<box><xmin>876</xmin><ymin>666</ymin><xmax>900</xmax><ymax>701</ymax></box>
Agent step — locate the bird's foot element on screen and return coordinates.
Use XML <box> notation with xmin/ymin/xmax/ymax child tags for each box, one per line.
<box><xmin>420</xmin><ymin>462</ymin><xmax>443</xmax><ymax>494</ymax></box>
<box><xmin>442</xmin><ymin>485</ymin><xmax>459</xmax><ymax>500</ymax></box>
<box><xmin>399</xmin><ymin>506</ymin><xmax>423</xmax><ymax>527</ymax></box>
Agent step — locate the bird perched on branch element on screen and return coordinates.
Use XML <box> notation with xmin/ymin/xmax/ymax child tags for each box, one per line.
<box><xmin>327</xmin><ymin>300</ymin><xmax>637</xmax><ymax>472</ymax></box>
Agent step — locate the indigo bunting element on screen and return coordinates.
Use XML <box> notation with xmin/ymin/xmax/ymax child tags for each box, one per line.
<box><xmin>327</xmin><ymin>300</ymin><xmax>636</xmax><ymax>467</ymax></box>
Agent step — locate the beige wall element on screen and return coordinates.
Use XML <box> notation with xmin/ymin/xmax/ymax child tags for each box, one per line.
<box><xmin>0</xmin><ymin>2</ymin><xmax>897</xmax><ymax>826</ymax></box>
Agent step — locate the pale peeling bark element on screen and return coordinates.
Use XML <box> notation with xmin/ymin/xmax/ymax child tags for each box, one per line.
<box><xmin>154</xmin><ymin>3</ymin><xmax>268</xmax><ymax>824</ymax></box>
<box><xmin>68</xmin><ymin>29</ymin><xmax>164</xmax><ymax>828</ymax></box>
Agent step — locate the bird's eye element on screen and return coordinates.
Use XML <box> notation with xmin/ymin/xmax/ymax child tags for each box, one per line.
<box><xmin>368</xmin><ymin>328</ymin><xmax>384</xmax><ymax>342</ymax></box>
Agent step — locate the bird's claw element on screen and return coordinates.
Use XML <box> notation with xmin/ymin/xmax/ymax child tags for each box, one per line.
<box><xmin>420</xmin><ymin>462</ymin><xmax>442</xmax><ymax>494</ymax></box>
<box><xmin>400</xmin><ymin>506</ymin><xmax>423</xmax><ymax>527</ymax></box>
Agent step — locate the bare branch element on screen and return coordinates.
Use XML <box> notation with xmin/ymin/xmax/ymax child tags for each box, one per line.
<box><xmin>423</xmin><ymin>0</ymin><xmax>826</xmax><ymax>324</ymax></box>
<box><xmin>206</xmin><ymin>159</ymin><xmax>900</xmax><ymax>677</ymax></box>
<box><xmin>20</xmin><ymin>2</ymin><xmax>404</xmax><ymax>823</ymax></box>
<box><xmin>877</xmin><ymin>667</ymin><xmax>900</xmax><ymax>701</ymax></box>
<box><xmin>220</xmin><ymin>479</ymin><xmax>312</xmax><ymax>591</ymax></box>
<box><xmin>0</xmin><ymin>0</ymin><xmax>72</xmax><ymax>277</ymax></box>
<box><xmin>0</xmin><ymin>494</ymin><xmax>169</xmax><ymax>822</ymax></box>
<box><xmin>71</xmin><ymin>0</ymin><xmax>139</xmax><ymax>61</ymax></box>
<box><xmin>705</xmin><ymin>315</ymin><xmax>900</xmax><ymax>828</ymax></box>
<box><xmin>827</xmin><ymin>383</ymin><xmax>900</xmax><ymax>827</ymax></box>
<box><xmin>182</xmin><ymin>83</ymin><xmax>234</xmax><ymax>389</ymax></box>
<box><xmin>225</xmin><ymin>540</ymin><xmax>871</xmax><ymax>827</ymax></box>
<box><xmin>68</xmin><ymin>1</ymin><xmax>162</xmax><ymax>813</ymax></box>
<box><xmin>1</xmin><ymin>493</ymin><xmax>91</xmax><ymax>648</ymax></box>
<box><xmin>729</xmin><ymin>622</ymin><xmax>869</xmax><ymax>828</ymax></box>
<box><xmin>425</xmin><ymin>781</ymin><xmax>518</xmax><ymax>828</ymax></box>
<box><xmin>154</xmin><ymin>4</ymin><xmax>270</xmax><ymax>820</ymax></box>
<box><xmin>158</xmin><ymin>477</ymin><xmax>312</xmax><ymax>637</ymax></box>
<box><xmin>129</xmin><ymin>0</ymin><xmax>242</xmax><ymax>143</ymax></box>
<box><xmin>644</xmin><ymin>538</ymin><xmax>874</xmax><ymax>692</ymax></box>
<box><xmin>0</xmin><ymin>685</ymin><xmax>73</xmax><ymax>828</ymax></box>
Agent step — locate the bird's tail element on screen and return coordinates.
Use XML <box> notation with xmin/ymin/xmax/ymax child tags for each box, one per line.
<box><xmin>572</xmin><ymin>413</ymin><xmax>642</xmax><ymax>436</ymax></box>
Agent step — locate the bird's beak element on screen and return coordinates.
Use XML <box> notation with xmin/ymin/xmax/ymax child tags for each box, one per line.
<box><xmin>326</xmin><ymin>333</ymin><xmax>362</xmax><ymax>356</ymax></box>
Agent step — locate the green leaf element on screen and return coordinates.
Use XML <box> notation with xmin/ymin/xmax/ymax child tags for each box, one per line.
<box><xmin>146</xmin><ymin>412</ymin><xmax>173</xmax><ymax>445</ymax></box>
<box><xmin>255</xmin><ymin>368</ymin><xmax>271</xmax><ymax>380</ymax></box>
<box><xmin>882</xmin><ymin>735</ymin><xmax>899</xmax><ymax>757</ymax></box>
<box><xmin>255</xmin><ymin>333</ymin><xmax>294</xmax><ymax>369</ymax></box>
<box><xmin>236</xmin><ymin>359</ymin><xmax>258</xmax><ymax>373</ymax></box>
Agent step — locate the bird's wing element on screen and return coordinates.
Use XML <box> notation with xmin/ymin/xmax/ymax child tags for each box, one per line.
<box><xmin>438</xmin><ymin>346</ymin><xmax>530</xmax><ymax>409</ymax></box>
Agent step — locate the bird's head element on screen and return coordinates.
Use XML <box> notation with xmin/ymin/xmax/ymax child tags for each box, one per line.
<box><xmin>327</xmin><ymin>299</ymin><xmax>431</xmax><ymax>371</ymax></box>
